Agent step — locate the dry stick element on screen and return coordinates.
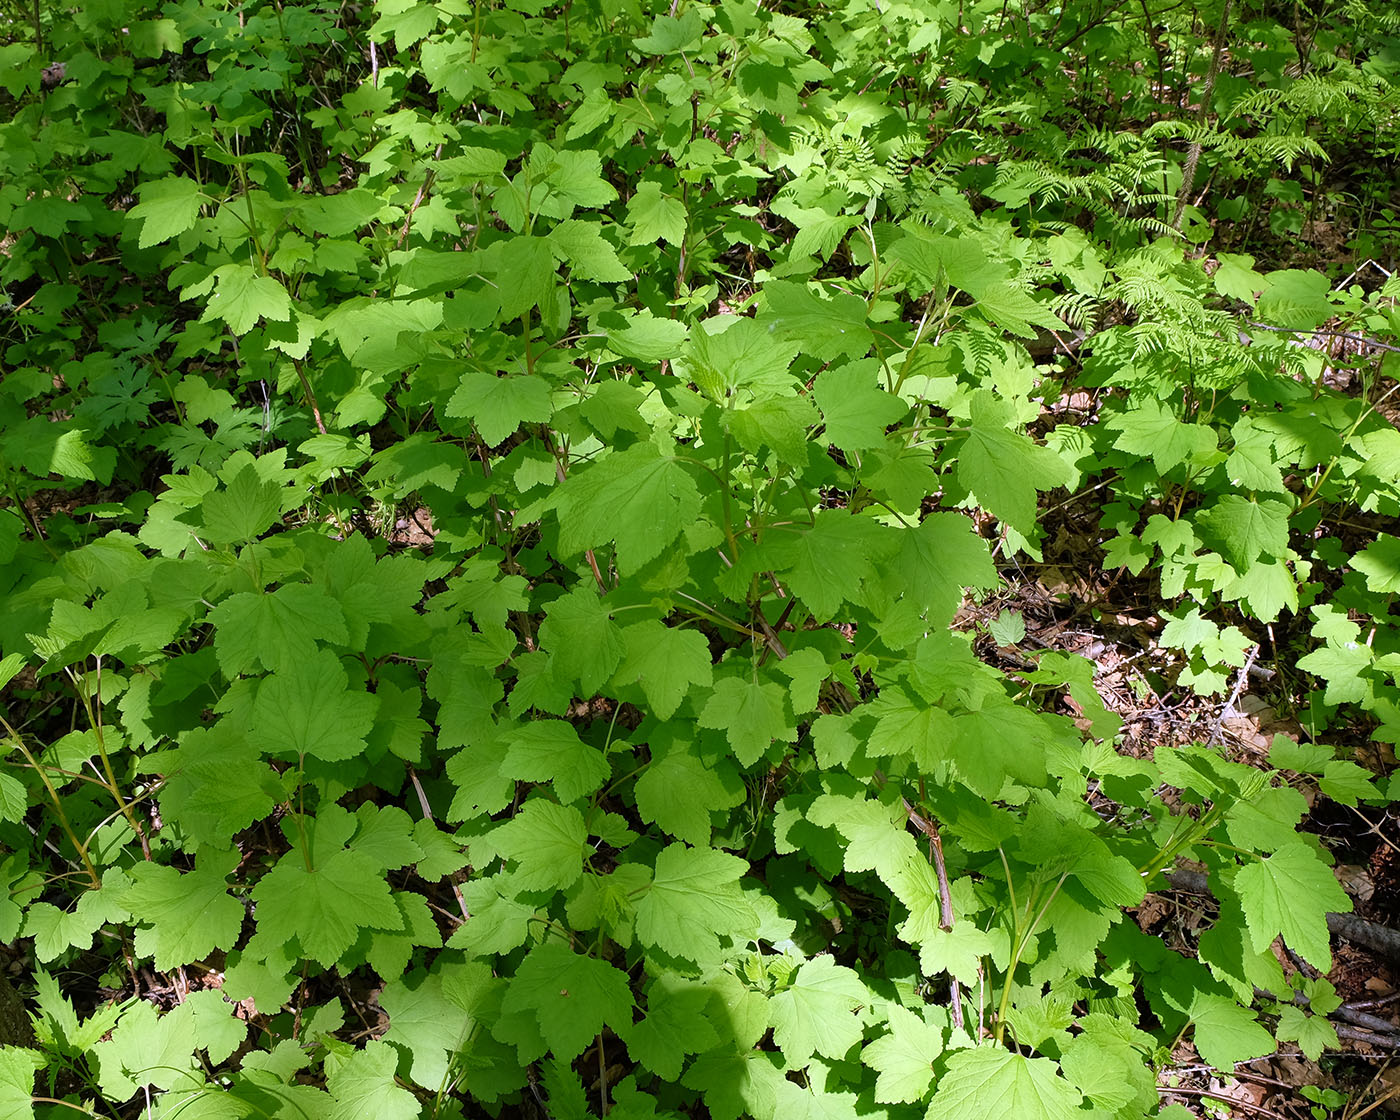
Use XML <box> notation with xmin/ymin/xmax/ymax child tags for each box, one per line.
<box><xmin>1245</xmin><ymin>320</ymin><xmax>1400</xmax><ymax>356</ymax></box>
<box><xmin>395</xmin><ymin>146</ymin><xmax>444</xmax><ymax>251</ymax></box>
<box><xmin>903</xmin><ymin>801</ymin><xmax>966</xmax><ymax>1031</ymax></box>
<box><xmin>1159</xmin><ymin>1085</ymin><xmax>1291</xmax><ymax>1120</ymax></box>
<box><xmin>1207</xmin><ymin>643</ymin><xmax>1258</xmax><ymax>746</ymax></box>
<box><xmin>407</xmin><ymin>766</ymin><xmax>470</xmax><ymax>923</ymax></box>
<box><xmin>1170</xmin><ymin>0</ymin><xmax>1233</xmax><ymax>231</ymax></box>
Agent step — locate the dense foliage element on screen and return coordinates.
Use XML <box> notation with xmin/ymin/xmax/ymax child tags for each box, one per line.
<box><xmin>2</xmin><ymin>0</ymin><xmax>1400</xmax><ymax>1115</ymax></box>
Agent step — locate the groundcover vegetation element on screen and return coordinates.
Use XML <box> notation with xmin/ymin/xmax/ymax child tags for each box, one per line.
<box><xmin>2</xmin><ymin>0</ymin><xmax>1400</xmax><ymax>1114</ymax></box>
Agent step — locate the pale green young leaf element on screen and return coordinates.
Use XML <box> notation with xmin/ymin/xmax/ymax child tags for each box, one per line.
<box><xmin>203</xmin><ymin>264</ymin><xmax>292</xmax><ymax>335</ymax></box>
<box><xmin>682</xmin><ymin>317</ymin><xmax>800</xmax><ymax>400</ymax></box>
<box><xmin>634</xmin><ymin>844</ymin><xmax>757</xmax><ymax>963</ymax></box>
<box><xmin>1275</xmin><ymin>1004</ymin><xmax>1339</xmax><ymax>1061</ymax></box>
<box><xmin>445</xmin><ymin>372</ymin><xmax>553</xmax><ymax>446</ymax></box>
<box><xmin>1105</xmin><ymin>398</ymin><xmax>1218</xmax><ymax>473</ymax></box>
<box><xmin>861</xmin><ymin>1004</ymin><xmax>945</xmax><ymax>1104</ymax></box>
<box><xmin>682</xmin><ymin>1051</ymin><xmax>783</xmax><ymax>1120</ymax></box>
<box><xmin>926</xmin><ymin>1048</ymin><xmax>1081</xmax><ymax>1120</ymax></box>
<box><xmin>1186</xmin><ymin>992</ymin><xmax>1275</xmax><ymax>1068</ymax></box>
<box><xmin>197</xmin><ymin>462</ymin><xmax>287</xmax><ymax>544</ymax></box>
<box><xmin>769</xmin><ymin>956</ymin><xmax>868</xmax><ymax>1065</ymax></box>
<box><xmin>1234</xmin><ymin>842</ymin><xmax>1352</xmax><ymax>969</ymax></box>
<box><xmin>887</xmin><ymin>513</ymin><xmax>997</xmax><ymax>628</ymax></box>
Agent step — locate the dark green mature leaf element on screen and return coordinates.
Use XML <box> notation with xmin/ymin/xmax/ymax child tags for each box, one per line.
<box><xmin>499</xmin><ymin>942</ymin><xmax>635</xmax><ymax>1061</ymax></box>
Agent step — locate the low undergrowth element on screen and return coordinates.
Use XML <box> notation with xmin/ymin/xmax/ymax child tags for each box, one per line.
<box><xmin>2</xmin><ymin>0</ymin><xmax>1400</xmax><ymax>1116</ymax></box>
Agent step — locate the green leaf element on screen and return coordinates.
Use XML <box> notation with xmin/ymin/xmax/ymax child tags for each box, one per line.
<box><xmin>488</xmin><ymin>800</ymin><xmax>588</xmax><ymax>891</ymax></box>
<box><xmin>614</xmin><ymin>620</ymin><xmax>714</xmax><ymax>719</ymax></box>
<box><xmin>634</xmin><ymin>844</ymin><xmax>757</xmax><ymax>964</ymax></box>
<box><xmin>203</xmin><ymin>264</ymin><xmax>292</xmax><ymax>335</ymax></box>
<box><xmin>634</xmin><ymin>739</ymin><xmax>743</xmax><ymax>846</ymax></box>
<box><xmin>327</xmin><ymin>1041</ymin><xmax>421</xmax><ymax>1120</ymax></box>
<box><xmin>1275</xmin><ymin>1003</ymin><xmax>1339</xmax><ymax>1061</ymax></box>
<box><xmin>761</xmin><ymin>510</ymin><xmax>897</xmax><ymax>622</ymax></box>
<box><xmin>557</xmin><ymin>445</ymin><xmax>702</xmax><ymax>574</ymax></box>
<box><xmin>620</xmin><ymin>974</ymin><xmax>720</xmax><ymax>1080</ymax></box>
<box><xmin>251</xmin><ymin>848</ymin><xmax>400</xmax><ymax>969</ymax></box>
<box><xmin>626</xmin><ymin>181</ymin><xmax>687</xmax><ymax>246</ymax></box>
<box><xmin>198</xmin><ymin>462</ymin><xmax>287</xmax><ymax>544</ymax></box>
<box><xmin>698</xmin><ymin>677</ymin><xmax>795</xmax><ymax>766</ymax></box>
<box><xmin>769</xmin><ymin>956</ymin><xmax>868</xmax><ymax>1065</ymax></box>
<box><xmin>445</xmin><ymin>372</ymin><xmax>553</xmax><ymax>446</ymax></box>
<box><xmin>762</xmin><ymin>281</ymin><xmax>874</xmax><ymax>361</ymax></box>
<box><xmin>499</xmin><ymin>942</ymin><xmax>635</xmax><ymax>1061</ymax></box>
<box><xmin>501</xmin><ymin>720</ymin><xmax>609</xmax><ymax>804</ymax></box>
<box><xmin>684</xmin><ymin>318</ymin><xmax>800</xmax><ymax>401</ymax></box>
<box><xmin>861</xmin><ymin>1005</ymin><xmax>945</xmax><ymax>1104</ymax></box>
<box><xmin>1185</xmin><ymin>992</ymin><xmax>1275</xmax><ymax>1068</ymax></box>
<box><xmin>550</xmin><ymin>219</ymin><xmax>632</xmax><ymax>282</ymax></box>
<box><xmin>125</xmin><ymin>849</ymin><xmax>243</xmax><ymax>970</ymax></box>
<box><xmin>682</xmin><ymin>1052</ymin><xmax>783</xmax><ymax>1120</ymax></box>
<box><xmin>958</xmin><ymin>391</ymin><xmax>1070</xmax><ymax>537</ymax></box>
<box><xmin>1257</xmin><ymin>269</ymin><xmax>1333</xmax><ymax>329</ymax></box>
<box><xmin>888</xmin><ymin>514</ymin><xmax>997</xmax><ymax>628</ymax></box>
<box><xmin>1195</xmin><ymin>495</ymin><xmax>1292</xmax><ymax>567</ymax></box>
<box><xmin>250</xmin><ymin>650</ymin><xmax>379</xmax><ymax>762</ymax></box>
<box><xmin>0</xmin><ymin>1046</ymin><xmax>45</xmax><ymax>1120</ymax></box>
<box><xmin>210</xmin><ymin>584</ymin><xmax>349</xmax><ymax>677</ymax></box>
<box><xmin>1353</xmin><ymin>535</ymin><xmax>1400</xmax><ymax>594</ymax></box>
<box><xmin>927</xmin><ymin>1048</ymin><xmax>1082</xmax><ymax>1120</ymax></box>
<box><xmin>539</xmin><ymin>586</ymin><xmax>625</xmax><ymax>695</ymax></box>
<box><xmin>813</xmin><ymin>361</ymin><xmax>908</xmax><ymax>452</ymax></box>
<box><xmin>127</xmin><ymin>176</ymin><xmax>203</xmax><ymax>248</ymax></box>
<box><xmin>1105</xmin><ymin>398</ymin><xmax>1217</xmax><ymax>473</ymax></box>
<box><xmin>1234</xmin><ymin>842</ymin><xmax>1352</xmax><ymax>969</ymax></box>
